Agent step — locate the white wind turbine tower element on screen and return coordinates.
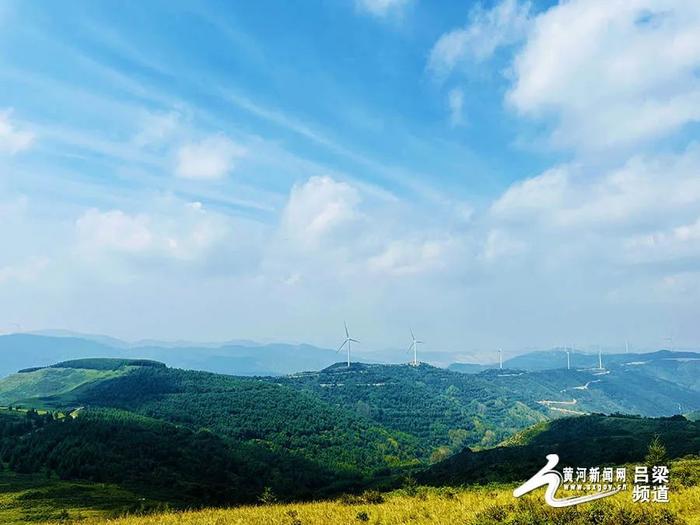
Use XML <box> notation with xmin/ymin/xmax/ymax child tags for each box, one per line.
<box><xmin>598</xmin><ymin>347</ymin><xmax>603</xmax><ymax>370</ymax></box>
<box><xmin>408</xmin><ymin>329</ymin><xmax>424</xmax><ymax>366</ymax></box>
<box><xmin>498</xmin><ymin>348</ymin><xmax>503</xmax><ymax>370</ymax></box>
<box><xmin>337</xmin><ymin>322</ymin><xmax>359</xmax><ymax>367</ymax></box>
<box><xmin>565</xmin><ymin>346</ymin><xmax>571</xmax><ymax>370</ymax></box>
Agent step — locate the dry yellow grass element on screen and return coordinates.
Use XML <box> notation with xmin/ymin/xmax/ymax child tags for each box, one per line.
<box><xmin>67</xmin><ymin>484</ymin><xmax>700</xmax><ymax>525</ymax></box>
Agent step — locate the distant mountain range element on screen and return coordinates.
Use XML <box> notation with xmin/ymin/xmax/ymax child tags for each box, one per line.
<box><xmin>451</xmin><ymin>349</ymin><xmax>700</xmax><ymax>395</ymax></box>
<box><xmin>0</xmin><ymin>333</ymin><xmax>340</xmax><ymax>378</ymax></box>
<box><xmin>2</xmin><ymin>332</ymin><xmax>697</xmax><ymax>381</ymax></box>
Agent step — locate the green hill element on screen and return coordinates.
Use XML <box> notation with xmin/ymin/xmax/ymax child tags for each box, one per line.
<box><xmin>275</xmin><ymin>363</ymin><xmax>550</xmax><ymax>457</ymax></box>
<box><xmin>0</xmin><ymin>408</ymin><xmax>346</xmax><ymax>504</ymax></box>
<box><xmin>0</xmin><ymin>367</ymin><xmax>122</xmax><ymax>407</ymax></box>
<box><xmin>8</xmin><ymin>364</ymin><xmax>421</xmax><ymax>482</ymax></box>
<box><xmin>421</xmin><ymin>414</ymin><xmax>700</xmax><ymax>485</ymax></box>
<box><xmin>274</xmin><ymin>362</ymin><xmax>699</xmax><ymax>461</ymax></box>
<box><xmin>476</xmin><ymin>367</ymin><xmax>698</xmax><ymax>417</ymax></box>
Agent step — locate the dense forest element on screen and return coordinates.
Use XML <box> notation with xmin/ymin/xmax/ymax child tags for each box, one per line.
<box><xmin>0</xmin><ymin>408</ymin><xmax>376</xmax><ymax>504</ymax></box>
<box><xmin>421</xmin><ymin>413</ymin><xmax>700</xmax><ymax>485</ymax></box>
<box><xmin>32</xmin><ymin>365</ymin><xmax>422</xmax><ymax>476</ymax></box>
<box><xmin>275</xmin><ymin>363</ymin><xmax>550</xmax><ymax>457</ymax></box>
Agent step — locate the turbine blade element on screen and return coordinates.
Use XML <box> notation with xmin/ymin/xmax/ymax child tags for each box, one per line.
<box><xmin>350</xmin><ymin>338</ymin><xmax>359</xmax><ymax>343</ymax></box>
<box><xmin>410</xmin><ymin>328</ymin><xmax>415</xmax><ymax>340</ymax></box>
<box><xmin>337</xmin><ymin>339</ymin><xmax>348</xmax><ymax>352</ymax></box>
<box><xmin>345</xmin><ymin>322</ymin><xmax>349</xmax><ymax>338</ymax></box>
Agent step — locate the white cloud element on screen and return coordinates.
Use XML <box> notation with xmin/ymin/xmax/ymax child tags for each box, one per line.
<box><xmin>175</xmin><ymin>134</ymin><xmax>246</xmax><ymax>180</ymax></box>
<box><xmin>447</xmin><ymin>88</ymin><xmax>465</xmax><ymax>126</ymax></box>
<box><xmin>0</xmin><ymin>110</ymin><xmax>35</xmax><ymax>155</ymax></box>
<box><xmin>508</xmin><ymin>0</ymin><xmax>700</xmax><ymax>151</ymax></box>
<box><xmin>75</xmin><ymin>200</ymin><xmax>233</xmax><ymax>261</ymax></box>
<box><xmin>625</xmin><ymin>216</ymin><xmax>700</xmax><ymax>263</ymax></box>
<box><xmin>428</xmin><ymin>0</ymin><xmax>531</xmax><ymax>78</ymax></box>
<box><xmin>492</xmin><ymin>146</ymin><xmax>700</xmax><ymax>233</ymax></box>
<box><xmin>280</xmin><ymin>176</ymin><xmax>363</xmax><ymax>249</ymax></box>
<box><xmin>368</xmin><ymin>238</ymin><xmax>452</xmax><ymax>276</ymax></box>
<box><xmin>76</xmin><ymin>209</ymin><xmax>153</xmax><ymax>253</ymax></box>
<box><xmin>491</xmin><ymin>166</ymin><xmax>569</xmax><ymax>222</ymax></box>
<box><xmin>355</xmin><ymin>0</ymin><xmax>410</xmax><ymax>18</ymax></box>
<box><xmin>481</xmin><ymin>229</ymin><xmax>526</xmax><ymax>261</ymax></box>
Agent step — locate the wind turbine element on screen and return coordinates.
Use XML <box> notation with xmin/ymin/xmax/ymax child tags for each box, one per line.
<box><xmin>598</xmin><ymin>347</ymin><xmax>603</xmax><ymax>370</ymax></box>
<box><xmin>337</xmin><ymin>322</ymin><xmax>359</xmax><ymax>367</ymax></box>
<box><xmin>498</xmin><ymin>349</ymin><xmax>503</xmax><ymax>370</ymax></box>
<box><xmin>565</xmin><ymin>347</ymin><xmax>571</xmax><ymax>370</ymax></box>
<box><xmin>625</xmin><ymin>339</ymin><xmax>629</xmax><ymax>354</ymax></box>
<box><xmin>408</xmin><ymin>329</ymin><xmax>424</xmax><ymax>366</ymax></box>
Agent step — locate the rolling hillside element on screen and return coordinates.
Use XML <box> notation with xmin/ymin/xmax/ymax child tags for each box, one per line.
<box><xmin>3</xmin><ymin>357</ymin><xmax>697</xmax><ymax>466</ymax></box>
<box><xmin>421</xmin><ymin>413</ymin><xmax>700</xmax><ymax>485</ymax></box>
<box><xmin>275</xmin><ymin>363</ymin><xmax>550</xmax><ymax>456</ymax></box>
<box><xmin>1</xmin><ymin>358</ymin><xmax>699</xmax><ymax>521</ymax></box>
<box><xmin>478</xmin><ymin>366</ymin><xmax>699</xmax><ymax>417</ymax></box>
<box><xmin>0</xmin><ymin>407</ymin><xmax>350</xmax><ymax>504</ymax></box>
<box><xmin>0</xmin><ymin>360</ymin><xmax>422</xmax><ymax>491</ymax></box>
<box><xmin>275</xmin><ymin>362</ymin><xmax>699</xmax><ymax>459</ymax></box>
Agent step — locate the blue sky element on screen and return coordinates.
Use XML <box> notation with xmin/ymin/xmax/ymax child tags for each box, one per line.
<box><xmin>1</xmin><ymin>0</ymin><xmax>699</xmax><ymax>357</ymax></box>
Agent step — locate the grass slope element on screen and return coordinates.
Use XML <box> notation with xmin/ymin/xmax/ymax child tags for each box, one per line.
<box><xmin>0</xmin><ymin>470</ymin><xmax>159</xmax><ymax>525</ymax></box>
<box><xmin>0</xmin><ymin>367</ymin><xmax>121</xmax><ymax>407</ymax></box>
<box><xmin>35</xmin><ymin>477</ymin><xmax>700</xmax><ymax>525</ymax></box>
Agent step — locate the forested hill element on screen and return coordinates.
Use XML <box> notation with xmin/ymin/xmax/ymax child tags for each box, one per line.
<box><xmin>421</xmin><ymin>414</ymin><xmax>700</xmax><ymax>486</ymax></box>
<box><xmin>475</xmin><ymin>367</ymin><xmax>698</xmax><ymax>417</ymax></box>
<box><xmin>6</xmin><ymin>363</ymin><xmax>422</xmax><ymax>480</ymax></box>
<box><xmin>273</xmin><ymin>362</ymin><xmax>699</xmax><ymax>460</ymax></box>
<box><xmin>274</xmin><ymin>363</ymin><xmax>550</xmax><ymax>457</ymax></box>
<box><xmin>0</xmin><ymin>407</ymin><xmax>359</xmax><ymax>504</ymax></box>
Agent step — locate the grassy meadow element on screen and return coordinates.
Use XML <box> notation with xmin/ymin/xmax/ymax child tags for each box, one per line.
<box><xmin>1</xmin><ymin>458</ymin><xmax>696</xmax><ymax>525</ymax></box>
<box><xmin>0</xmin><ymin>471</ymin><xmax>168</xmax><ymax>525</ymax></box>
<box><xmin>48</xmin><ymin>483</ymin><xmax>700</xmax><ymax>525</ymax></box>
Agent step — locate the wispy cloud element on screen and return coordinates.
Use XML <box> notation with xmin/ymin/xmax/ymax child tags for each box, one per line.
<box><xmin>0</xmin><ymin>110</ymin><xmax>35</xmax><ymax>154</ymax></box>
<box><xmin>175</xmin><ymin>135</ymin><xmax>246</xmax><ymax>180</ymax></box>
<box><xmin>428</xmin><ymin>0</ymin><xmax>532</xmax><ymax>79</ymax></box>
<box><xmin>355</xmin><ymin>0</ymin><xmax>411</xmax><ymax>18</ymax></box>
<box><xmin>447</xmin><ymin>88</ymin><xmax>465</xmax><ymax>126</ymax></box>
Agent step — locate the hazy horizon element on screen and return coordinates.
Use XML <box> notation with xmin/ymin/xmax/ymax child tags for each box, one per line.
<box><xmin>1</xmin><ymin>328</ymin><xmax>695</xmax><ymax>366</ymax></box>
